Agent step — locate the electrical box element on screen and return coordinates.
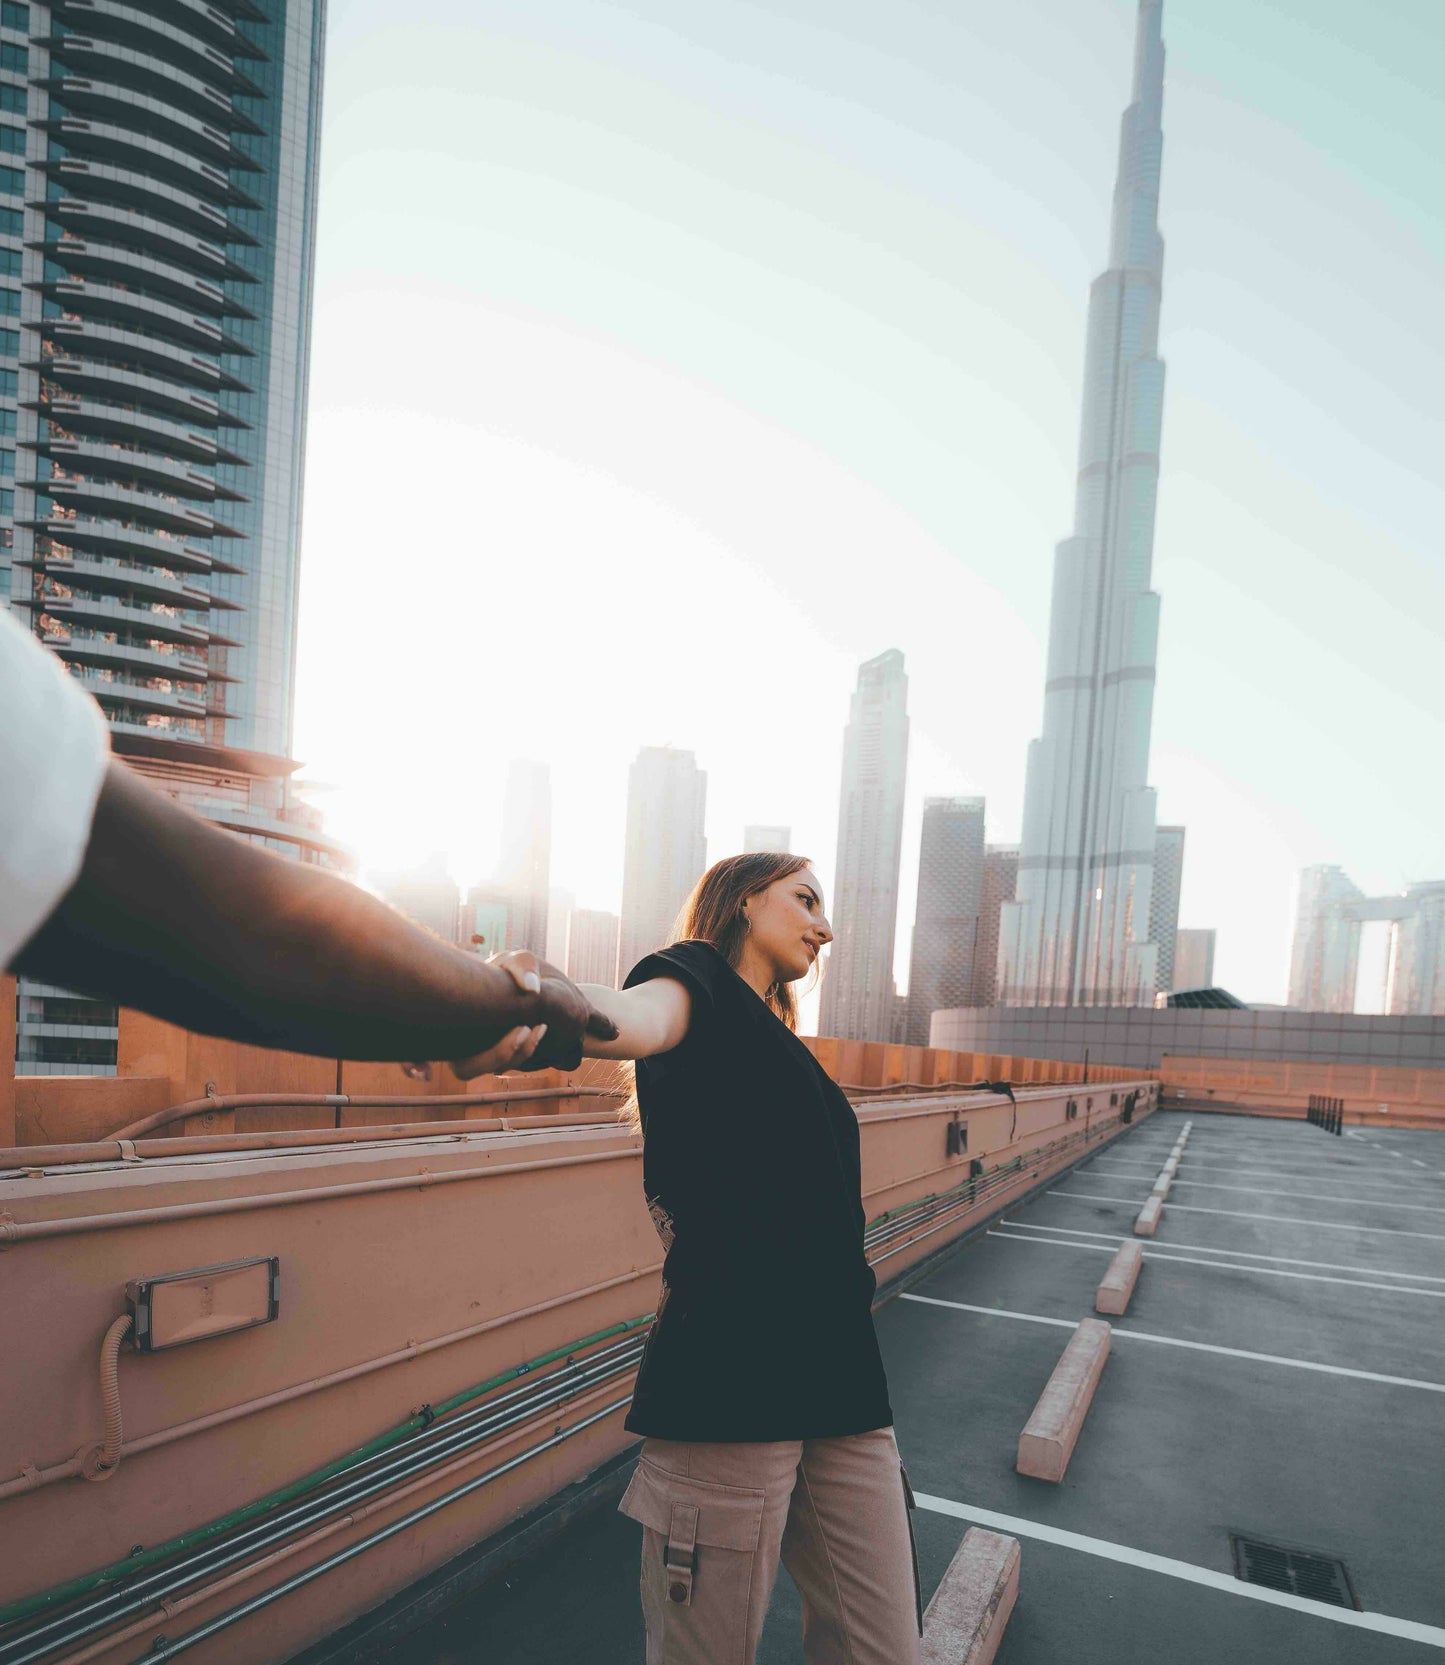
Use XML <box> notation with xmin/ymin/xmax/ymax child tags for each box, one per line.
<box><xmin>126</xmin><ymin>1257</ymin><xmax>279</xmax><ymax>1352</ymax></box>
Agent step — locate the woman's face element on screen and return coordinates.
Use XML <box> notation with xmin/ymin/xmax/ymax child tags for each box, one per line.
<box><xmin>742</xmin><ymin>868</ymin><xmax>833</xmax><ymax>984</ymax></box>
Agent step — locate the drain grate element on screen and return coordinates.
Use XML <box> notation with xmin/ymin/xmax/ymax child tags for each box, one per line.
<box><xmin>1230</xmin><ymin>1535</ymin><xmax>1358</xmax><ymax>1609</ymax></box>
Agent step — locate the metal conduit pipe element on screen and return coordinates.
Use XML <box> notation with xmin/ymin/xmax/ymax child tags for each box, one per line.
<box><xmin>863</xmin><ymin>1173</ymin><xmax>1016</xmax><ymax>1257</ymax></box>
<box><xmin>0</xmin><ymin>1146</ymin><xmax>639</xmax><ymax>1248</ymax></box>
<box><xmin>109</xmin><ymin>1085</ymin><xmax>624</xmax><ymax>1143</ymax></box>
<box><xmin>76</xmin><ymin>1316</ymin><xmax>132</xmax><ymax>1483</ymax></box>
<box><xmin>0</xmin><ymin>1261</ymin><xmax>660</xmax><ymax>1504</ymax></box>
<box><xmin>0</xmin><ymin>1313</ymin><xmax>654</xmax><ymax>1631</ymax></box>
<box><xmin>2</xmin><ymin>1339</ymin><xmax>648</xmax><ymax>1665</ymax></box>
<box><xmin>0</xmin><ymin>1111</ymin><xmax>630</xmax><ymax>1171</ymax></box>
<box><xmin>120</xmin><ymin>1391</ymin><xmax>637</xmax><ymax>1665</ymax></box>
<box><xmin>54</xmin><ymin>1381</ymin><xmax>638</xmax><ymax>1665</ymax></box>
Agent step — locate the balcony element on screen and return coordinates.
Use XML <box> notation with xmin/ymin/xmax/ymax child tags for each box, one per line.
<box><xmin>17</xmin><ymin>586</ymin><xmax>210</xmax><ymax>643</ymax></box>
<box><xmin>34</xmin><ymin>355</ymin><xmax>235</xmax><ymax>426</ymax></box>
<box><xmin>26</xmin><ymin>395</ymin><xmax>234</xmax><ymax>464</ymax></box>
<box><xmin>34</xmin><ymin>474</ymin><xmax>233</xmax><ymax>540</ymax></box>
<box><xmin>29</xmin><ymin>436</ymin><xmax>225</xmax><ymax>501</ymax></box>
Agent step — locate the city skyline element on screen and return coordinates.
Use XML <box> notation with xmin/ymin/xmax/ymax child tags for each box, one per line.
<box><xmin>294</xmin><ymin>0</ymin><xmax>1441</xmax><ymax>1011</ymax></box>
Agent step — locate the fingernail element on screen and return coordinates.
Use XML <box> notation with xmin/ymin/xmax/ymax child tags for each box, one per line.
<box><xmin>523</xmin><ymin>972</ymin><xmax>541</xmax><ymax>992</ymax></box>
<box><xmin>533</xmin><ymin>1023</ymin><xmax>548</xmax><ymax>1039</ymax></box>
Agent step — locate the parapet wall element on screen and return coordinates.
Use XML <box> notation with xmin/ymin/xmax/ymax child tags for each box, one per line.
<box><xmin>0</xmin><ymin>1072</ymin><xmax>1157</xmax><ymax>1665</ymax></box>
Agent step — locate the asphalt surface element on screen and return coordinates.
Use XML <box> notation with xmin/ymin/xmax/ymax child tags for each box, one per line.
<box><xmin>386</xmin><ymin>1109</ymin><xmax>1445</xmax><ymax>1663</ymax></box>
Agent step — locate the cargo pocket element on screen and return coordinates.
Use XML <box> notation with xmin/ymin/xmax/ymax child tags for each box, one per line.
<box><xmin>899</xmin><ymin>1460</ymin><xmax>923</xmax><ymax>1638</ymax></box>
<box><xmin>618</xmin><ymin>1456</ymin><xmax>768</xmax><ymax>1644</ymax></box>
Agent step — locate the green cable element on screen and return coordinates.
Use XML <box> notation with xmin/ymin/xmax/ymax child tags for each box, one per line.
<box><xmin>0</xmin><ymin>1314</ymin><xmax>654</xmax><ymax>1629</ymax></box>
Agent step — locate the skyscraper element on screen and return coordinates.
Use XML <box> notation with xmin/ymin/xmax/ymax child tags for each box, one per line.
<box><xmin>998</xmin><ymin>0</ymin><xmax>1170</xmax><ymax>1009</ymax></box>
<box><xmin>498</xmin><ymin>759</ymin><xmax>551</xmax><ymax>957</ymax></box>
<box><xmin>5</xmin><ymin>0</ymin><xmax>331</xmax><ymax>1073</ymax></box>
<box><xmin>618</xmin><ymin>745</ymin><xmax>707</xmax><ymax>979</ymax></box>
<box><xmin>461</xmin><ymin>881</ymin><xmax>511</xmax><ymax>958</ymax></box>
<box><xmin>904</xmin><ymin>798</ymin><xmax>985</xmax><ymax>1048</ymax></box>
<box><xmin>744</xmin><ymin>823</ymin><xmax>791</xmax><ymax>854</ymax></box>
<box><xmin>971</xmin><ymin>844</ymin><xmax>1019</xmax><ymax>1008</ymax></box>
<box><xmin>1150</xmin><ymin>825</ymin><xmax>1185</xmax><ymax>993</ymax></box>
<box><xmin>545</xmin><ymin>885</ymin><xmax>574</xmax><ymax>966</ymax></box>
<box><xmin>376</xmin><ymin>854</ymin><xmax>460</xmax><ymax>946</ymax></box>
<box><xmin>1288</xmin><ymin>865</ymin><xmax>1363</xmax><ymax>1012</ymax></box>
<box><xmin>1288</xmin><ymin>868</ymin><xmax>1445</xmax><ymax>1015</ymax></box>
<box><xmin>1173</xmin><ymin>927</ymin><xmax>1216</xmax><ymax>991</ymax></box>
<box><xmin>819</xmin><ymin>650</ymin><xmax>909</xmax><ymax>1043</ymax></box>
<box><xmin>567</xmin><ymin>908</ymin><xmax>621</xmax><ymax>989</ymax></box>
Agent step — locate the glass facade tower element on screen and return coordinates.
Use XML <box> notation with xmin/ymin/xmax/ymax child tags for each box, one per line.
<box><xmin>3</xmin><ymin>0</ymin><xmax>336</xmax><ymax>1071</ymax></box>
<box><xmin>998</xmin><ymin>0</ymin><xmax>1170</xmax><ymax>1008</ymax></box>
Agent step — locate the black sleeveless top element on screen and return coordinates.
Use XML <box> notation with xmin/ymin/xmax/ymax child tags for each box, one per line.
<box><xmin>620</xmin><ymin>939</ymin><xmax>894</xmax><ymax>1442</ymax></box>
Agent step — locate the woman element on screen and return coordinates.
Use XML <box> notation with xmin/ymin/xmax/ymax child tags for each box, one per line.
<box><xmin>577</xmin><ymin>851</ymin><xmax>923</xmax><ymax>1665</ymax></box>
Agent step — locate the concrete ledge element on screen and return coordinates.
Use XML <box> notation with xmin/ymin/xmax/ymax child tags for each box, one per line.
<box><xmin>1016</xmin><ymin>1317</ymin><xmax>1111</xmax><ymax>1482</ymax></box>
<box><xmin>1095</xmin><ymin>1239</ymin><xmax>1144</xmax><ymax>1315</ymax></box>
<box><xmin>1134</xmin><ymin>1195</ymin><xmax>1163</xmax><ymax>1236</ymax></box>
<box><xmin>922</xmin><ymin>1526</ymin><xmax>1021</xmax><ymax>1664</ymax></box>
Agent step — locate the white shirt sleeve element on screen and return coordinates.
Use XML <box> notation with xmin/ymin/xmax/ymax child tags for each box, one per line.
<box><xmin>1</xmin><ymin>606</ymin><xmax>111</xmax><ymax>969</ymax></box>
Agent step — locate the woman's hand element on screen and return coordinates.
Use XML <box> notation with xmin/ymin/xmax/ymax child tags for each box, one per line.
<box><xmin>412</xmin><ymin>949</ymin><xmax>618</xmax><ymax>1081</ymax></box>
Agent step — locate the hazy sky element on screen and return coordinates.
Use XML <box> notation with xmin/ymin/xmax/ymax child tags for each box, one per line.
<box><xmin>293</xmin><ymin>0</ymin><xmax>1443</xmax><ymax>1015</ymax></box>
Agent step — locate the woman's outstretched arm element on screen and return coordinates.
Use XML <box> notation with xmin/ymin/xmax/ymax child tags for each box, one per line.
<box><xmin>576</xmin><ymin>978</ymin><xmax>691</xmax><ymax>1060</ymax></box>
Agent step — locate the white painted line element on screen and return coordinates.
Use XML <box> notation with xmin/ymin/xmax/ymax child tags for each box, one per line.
<box><xmin>1047</xmin><ymin>1190</ymin><xmax>1445</xmax><ymax>1242</ymax></box>
<box><xmin>987</xmin><ymin>1228</ymin><xmax>1445</xmax><ymax>1299</ymax></box>
<box><xmin>911</xmin><ymin>1492</ymin><xmax>1445</xmax><ymax>1650</ymax></box>
<box><xmin>899</xmin><ymin>1292</ymin><xmax>1445</xmax><ymax>1394</ymax></box>
<box><xmin>1087</xmin><ymin>1174</ymin><xmax>1445</xmax><ymax>1215</ymax></box>
<box><xmin>1414</xmin><ymin>1160</ymin><xmax>1431</xmax><ymax>1169</ymax></box>
<box><xmin>1091</xmin><ymin>1155</ymin><xmax>1442</xmax><ymax>1191</ymax></box>
<box><xmin>993</xmin><ymin>1218</ymin><xmax>1445</xmax><ymax>1282</ymax></box>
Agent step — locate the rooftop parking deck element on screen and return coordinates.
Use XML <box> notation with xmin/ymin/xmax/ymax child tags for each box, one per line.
<box><xmin>369</xmin><ymin>1108</ymin><xmax>1445</xmax><ymax>1664</ymax></box>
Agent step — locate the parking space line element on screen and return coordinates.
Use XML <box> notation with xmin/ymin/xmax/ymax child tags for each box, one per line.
<box><xmin>910</xmin><ymin>1492</ymin><xmax>1445</xmax><ymax>1649</ymax></box>
<box><xmin>992</xmin><ymin>1219</ymin><xmax>1445</xmax><ymax>1282</ymax></box>
<box><xmin>987</xmin><ymin>1228</ymin><xmax>1445</xmax><ymax>1298</ymax></box>
<box><xmin>1047</xmin><ymin>1190</ymin><xmax>1445</xmax><ymax>1242</ymax></box>
<box><xmin>899</xmin><ymin>1292</ymin><xmax>1445</xmax><ymax>1393</ymax></box>
<box><xmin>1083</xmin><ymin>1173</ymin><xmax>1445</xmax><ymax>1215</ymax></box>
<box><xmin>1091</xmin><ymin>1156</ymin><xmax>1442</xmax><ymax>1192</ymax></box>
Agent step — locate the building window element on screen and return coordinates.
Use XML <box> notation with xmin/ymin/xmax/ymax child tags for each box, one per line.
<box><xmin>0</xmin><ymin>447</ymin><xmax>12</xmax><ymax>475</ymax></box>
<box><xmin>0</xmin><ymin>326</ymin><xmax>16</xmax><ymax>353</ymax></box>
<box><xmin>0</xmin><ymin>207</ymin><xmax>20</xmax><ymax>235</ymax></box>
<box><xmin>0</xmin><ymin>284</ymin><xmax>16</xmax><ymax>315</ymax></box>
<box><xmin>0</xmin><ymin>407</ymin><xmax>14</xmax><ymax>435</ymax></box>
<box><xmin>0</xmin><ymin>43</ymin><xmax>26</xmax><ymax>73</ymax></box>
<box><xmin>0</xmin><ymin>245</ymin><xmax>16</xmax><ymax>276</ymax></box>
<box><xmin>0</xmin><ymin>84</ymin><xmax>21</xmax><ymax>114</ymax></box>
<box><xmin>0</xmin><ymin>124</ymin><xmax>20</xmax><ymax>156</ymax></box>
<box><xmin>0</xmin><ymin>369</ymin><xmax>15</xmax><ymax>396</ymax></box>
<box><xmin>0</xmin><ymin>3</ymin><xmax>28</xmax><ymax>30</ymax></box>
<box><xmin>0</xmin><ymin>163</ymin><xmax>22</xmax><ymax>196</ymax></box>
<box><xmin>0</xmin><ymin>487</ymin><xmax>13</xmax><ymax>513</ymax></box>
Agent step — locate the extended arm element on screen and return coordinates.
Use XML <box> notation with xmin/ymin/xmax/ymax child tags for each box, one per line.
<box><xmin>14</xmin><ymin>759</ymin><xmax>613</xmax><ymax>1067</ymax></box>
<box><xmin>576</xmin><ymin>978</ymin><xmax>692</xmax><ymax>1060</ymax></box>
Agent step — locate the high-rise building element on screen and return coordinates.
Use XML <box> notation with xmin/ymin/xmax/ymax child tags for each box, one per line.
<box><xmin>618</xmin><ymin>745</ymin><xmax>707</xmax><ymax>980</ymax></box>
<box><xmin>1288</xmin><ymin>865</ymin><xmax>1364</xmax><ymax>1013</ymax></box>
<box><xmin>1289</xmin><ymin>868</ymin><xmax>1445</xmax><ymax>1015</ymax></box>
<box><xmin>904</xmin><ymin>798</ymin><xmax>985</xmax><ymax>1048</ymax></box>
<box><xmin>971</xmin><ymin>844</ymin><xmax>1019</xmax><ymax>1008</ymax></box>
<box><xmin>498</xmin><ymin>759</ymin><xmax>551</xmax><ymax>957</ymax></box>
<box><xmin>1173</xmin><ymin>927</ymin><xmax>1215</xmax><ymax>991</ymax></box>
<box><xmin>461</xmin><ymin>881</ymin><xmax>511</xmax><ymax>958</ymax></box>
<box><xmin>5</xmin><ymin>0</ymin><xmax>333</xmax><ymax>1075</ymax></box>
<box><xmin>998</xmin><ymin>0</ymin><xmax>1170</xmax><ymax>1009</ymax></box>
<box><xmin>819</xmin><ymin>650</ymin><xmax>909</xmax><ymax>1043</ymax></box>
<box><xmin>567</xmin><ymin>907</ymin><xmax>621</xmax><ymax>989</ymax></box>
<box><xmin>744</xmin><ymin>823</ymin><xmax>791</xmax><ymax>854</ymax></box>
<box><xmin>545</xmin><ymin>884</ymin><xmax>573</xmax><ymax>966</ymax></box>
<box><xmin>1149</xmin><ymin>826</ymin><xmax>1185</xmax><ymax>994</ymax></box>
<box><xmin>376</xmin><ymin>854</ymin><xmax>460</xmax><ymax>946</ymax></box>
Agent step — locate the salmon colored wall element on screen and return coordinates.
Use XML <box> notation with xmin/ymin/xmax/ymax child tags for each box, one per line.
<box><xmin>1160</xmin><ymin>1053</ymin><xmax>1445</xmax><ymax>1129</ymax></box>
<box><xmin>0</xmin><ymin>1077</ymin><xmax>1156</xmax><ymax>1665</ymax></box>
<box><xmin>0</xmin><ymin>975</ymin><xmax>14</xmax><ymax>1146</ymax></box>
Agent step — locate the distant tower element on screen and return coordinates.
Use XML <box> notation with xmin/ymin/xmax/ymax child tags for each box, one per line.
<box><xmin>1173</xmin><ymin>927</ymin><xmax>1216</xmax><ymax>990</ymax></box>
<box><xmin>744</xmin><ymin>824</ymin><xmax>792</xmax><ymax>854</ymax></box>
<box><xmin>819</xmin><ymin>650</ymin><xmax>910</xmax><ymax>1042</ymax></box>
<box><xmin>1288</xmin><ymin>865</ymin><xmax>1364</xmax><ymax>1012</ymax></box>
<box><xmin>376</xmin><ymin>854</ymin><xmax>460</xmax><ymax>945</ymax></box>
<box><xmin>618</xmin><ymin>746</ymin><xmax>708</xmax><ymax>977</ymax></box>
<box><xmin>567</xmin><ymin>908</ymin><xmax>622</xmax><ymax>988</ymax></box>
<box><xmin>499</xmin><ymin>760</ymin><xmax>551</xmax><ymax>957</ymax></box>
<box><xmin>545</xmin><ymin>885</ymin><xmax>574</xmax><ymax>965</ymax></box>
<box><xmin>971</xmin><ymin>845</ymin><xmax>1020</xmax><ymax>1007</ymax></box>
<box><xmin>1150</xmin><ymin>826</ymin><xmax>1185</xmax><ymax>993</ymax></box>
<box><xmin>905</xmin><ymin>798</ymin><xmax>986</xmax><ymax>1047</ymax></box>
<box><xmin>461</xmin><ymin>881</ymin><xmax>512</xmax><ymax>958</ymax></box>
<box><xmin>998</xmin><ymin>0</ymin><xmax>1171</xmax><ymax>1008</ymax></box>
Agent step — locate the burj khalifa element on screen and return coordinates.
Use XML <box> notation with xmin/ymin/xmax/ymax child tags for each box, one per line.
<box><xmin>997</xmin><ymin>0</ymin><xmax>1170</xmax><ymax>1007</ymax></box>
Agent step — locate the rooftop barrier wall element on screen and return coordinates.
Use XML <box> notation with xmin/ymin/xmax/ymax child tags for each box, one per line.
<box><xmin>1159</xmin><ymin>1053</ymin><xmax>1445</xmax><ymax>1129</ymax></box>
<box><xmin>0</xmin><ymin>1025</ymin><xmax>1156</xmax><ymax>1665</ymax></box>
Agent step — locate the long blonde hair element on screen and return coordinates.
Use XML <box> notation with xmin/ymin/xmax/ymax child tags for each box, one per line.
<box><xmin>615</xmin><ymin>851</ymin><xmax>821</xmax><ymax>1132</ymax></box>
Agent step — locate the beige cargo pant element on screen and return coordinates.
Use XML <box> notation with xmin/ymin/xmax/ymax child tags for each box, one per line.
<box><xmin>617</xmin><ymin>1424</ymin><xmax>923</xmax><ymax>1664</ymax></box>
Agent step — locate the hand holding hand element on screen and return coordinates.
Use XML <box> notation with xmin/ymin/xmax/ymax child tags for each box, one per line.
<box><xmin>444</xmin><ymin>949</ymin><xmax>618</xmax><ymax>1079</ymax></box>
